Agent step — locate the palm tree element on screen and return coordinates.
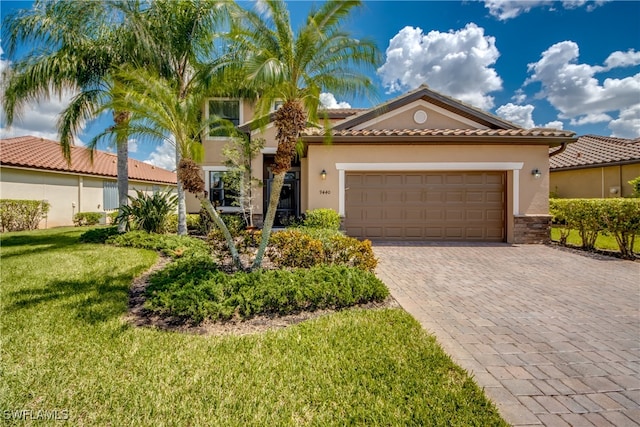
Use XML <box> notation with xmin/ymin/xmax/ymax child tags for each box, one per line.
<box><xmin>126</xmin><ymin>0</ymin><xmax>234</xmax><ymax>235</ymax></box>
<box><xmin>98</xmin><ymin>67</ymin><xmax>245</xmax><ymax>269</ymax></box>
<box><xmin>230</xmin><ymin>0</ymin><xmax>381</xmax><ymax>269</ymax></box>
<box><xmin>2</xmin><ymin>0</ymin><xmax>147</xmax><ymax>232</ymax></box>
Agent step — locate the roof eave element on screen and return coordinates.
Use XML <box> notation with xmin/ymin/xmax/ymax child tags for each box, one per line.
<box><xmin>304</xmin><ymin>135</ymin><xmax>576</xmax><ymax>146</ymax></box>
<box><xmin>550</xmin><ymin>158</ymin><xmax>640</xmax><ymax>171</ymax></box>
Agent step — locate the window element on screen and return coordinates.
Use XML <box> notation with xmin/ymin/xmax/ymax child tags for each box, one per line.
<box><xmin>208</xmin><ymin>99</ymin><xmax>240</xmax><ymax>137</ymax></box>
<box><xmin>103</xmin><ymin>181</ymin><xmax>119</xmax><ymax>210</ymax></box>
<box><xmin>209</xmin><ymin>171</ymin><xmax>239</xmax><ymax>208</ymax></box>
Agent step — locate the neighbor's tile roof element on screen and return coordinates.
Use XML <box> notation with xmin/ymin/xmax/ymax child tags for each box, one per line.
<box><xmin>550</xmin><ymin>134</ymin><xmax>640</xmax><ymax>170</ymax></box>
<box><xmin>1</xmin><ymin>135</ymin><xmax>177</xmax><ymax>185</ymax></box>
<box><xmin>302</xmin><ymin>127</ymin><xmax>576</xmax><ymax>138</ymax></box>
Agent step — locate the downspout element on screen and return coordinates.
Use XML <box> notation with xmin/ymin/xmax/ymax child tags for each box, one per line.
<box><xmin>548</xmin><ymin>141</ymin><xmax>568</xmax><ymax>157</ymax></box>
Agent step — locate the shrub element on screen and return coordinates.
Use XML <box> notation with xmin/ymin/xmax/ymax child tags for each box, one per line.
<box><xmin>107</xmin><ymin>231</ymin><xmax>210</xmax><ymax>259</ymax></box>
<box><xmin>629</xmin><ymin>176</ymin><xmax>640</xmax><ymax>198</ymax></box>
<box><xmin>145</xmin><ymin>264</ymin><xmax>389</xmax><ymax>323</ymax></box>
<box><xmin>550</xmin><ymin>199</ymin><xmax>603</xmax><ymax>250</ymax></box>
<box><xmin>599</xmin><ymin>199</ymin><xmax>640</xmax><ymax>259</ymax></box>
<box><xmin>303</xmin><ymin>208</ymin><xmax>341</xmax><ymax>230</ymax></box>
<box><xmin>117</xmin><ymin>189</ymin><xmax>177</xmax><ymax>233</ymax></box>
<box><xmin>324</xmin><ymin>234</ymin><xmax>378</xmax><ymax>272</ymax></box>
<box><xmin>79</xmin><ymin>226</ymin><xmax>120</xmax><ymax>243</ymax></box>
<box><xmin>0</xmin><ymin>199</ymin><xmax>50</xmax><ymax>232</ymax></box>
<box><xmin>107</xmin><ymin>210</ymin><xmax>119</xmax><ymax>225</ymax></box>
<box><xmin>266</xmin><ymin>229</ymin><xmax>326</xmax><ymax>269</ymax></box>
<box><xmin>165</xmin><ymin>213</ymin><xmax>201</xmax><ymax>234</ymax></box>
<box><xmin>73</xmin><ymin>212</ymin><xmax>103</xmax><ymax>226</ymax></box>
<box><xmin>550</xmin><ymin>198</ymin><xmax>640</xmax><ymax>258</ymax></box>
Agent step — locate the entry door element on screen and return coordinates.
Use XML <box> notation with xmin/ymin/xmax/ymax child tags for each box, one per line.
<box><xmin>265</xmin><ymin>170</ymin><xmax>300</xmax><ymax>226</ymax></box>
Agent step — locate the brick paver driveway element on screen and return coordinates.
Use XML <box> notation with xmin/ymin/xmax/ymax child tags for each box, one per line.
<box><xmin>373</xmin><ymin>243</ymin><xmax>639</xmax><ymax>427</ymax></box>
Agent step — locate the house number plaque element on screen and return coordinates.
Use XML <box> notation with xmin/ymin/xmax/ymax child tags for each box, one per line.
<box><xmin>319</xmin><ymin>190</ymin><xmax>331</xmax><ymax>195</ymax></box>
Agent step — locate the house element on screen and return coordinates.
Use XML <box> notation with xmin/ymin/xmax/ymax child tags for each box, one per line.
<box><xmin>189</xmin><ymin>85</ymin><xmax>577</xmax><ymax>243</ymax></box>
<box><xmin>1</xmin><ymin>135</ymin><xmax>177</xmax><ymax>228</ymax></box>
<box><xmin>549</xmin><ymin>134</ymin><xmax>640</xmax><ymax>198</ymax></box>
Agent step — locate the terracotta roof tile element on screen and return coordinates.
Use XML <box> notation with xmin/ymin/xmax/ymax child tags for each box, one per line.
<box><xmin>549</xmin><ymin>134</ymin><xmax>640</xmax><ymax>169</ymax></box>
<box><xmin>1</xmin><ymin>135</ymin><xmax>177</xmax><ymax>185</ymax></box>
<box><xmin>302</xmin><ymin>127</ymin><xmax>575</xmax><ymax>138</ymax></box>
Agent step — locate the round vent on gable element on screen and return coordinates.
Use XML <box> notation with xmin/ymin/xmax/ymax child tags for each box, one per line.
<box><xmin>413</xmin><ymin>109</ymin><xmax>428</xmax><ymax>124</ymax></box>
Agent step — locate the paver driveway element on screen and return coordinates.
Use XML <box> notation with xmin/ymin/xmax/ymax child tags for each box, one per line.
<box><xmin>373</xmin><ymin>243</ymin><xmax>640</xmax><ymax>427</ymax></box>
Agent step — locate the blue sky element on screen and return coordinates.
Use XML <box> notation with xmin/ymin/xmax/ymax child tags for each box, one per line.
<box><xmin>2</xmin><ymin>0</ymin><xmax>639</xmax><ymax>171</ymax></box>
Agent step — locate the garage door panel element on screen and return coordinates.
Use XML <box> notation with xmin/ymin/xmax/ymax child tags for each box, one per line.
<box><xmin>345</xmin><ymin>171</ymin><xmax>505</xmax><ymax>241</ymax></box>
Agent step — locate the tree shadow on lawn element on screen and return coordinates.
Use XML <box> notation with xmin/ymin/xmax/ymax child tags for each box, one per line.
<box><xmin>5</xmin><ymin>269</ymin><xmax>140</xmax><ymax>325</ymax></box>
<box><xmin>0</xmin><ymin>231</ymin><xmax>84</xmax><ymax>259</ymax></box>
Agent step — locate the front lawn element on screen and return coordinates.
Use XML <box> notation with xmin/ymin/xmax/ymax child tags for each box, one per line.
<box><xmin>1</xmin><ymin>227</ymin><xmax>506</xmax><ymax>426</ymax></box>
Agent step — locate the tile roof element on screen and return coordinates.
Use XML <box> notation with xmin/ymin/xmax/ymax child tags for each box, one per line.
<box><xmin>549</xmin><ymin>134</ymin><xmax>640</xmax><ymax>170</ymax></box>
<box><xmin>302</xmin><ymin>127</ymin><xmax>576</xmax><ymax>138</ymax></box>
<box><xmin>1</xmin><ymin>135</ymin><xmax>177</xmax><ymax>185</ymax></box>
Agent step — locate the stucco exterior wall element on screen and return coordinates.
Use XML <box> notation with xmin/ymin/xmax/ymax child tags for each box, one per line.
<box><xmin>354</xmin><ymin>104</ymin><xmax>489</xmax><ymax>130</ymax></box>
<box><xmin>1</xmin><ymin>167</ymin><xmax>175</xmax><ymax>229</ymax></box>
<box><xmin>550</xmin><ymin>163</ymin><xmax>640</xmax><ymax>198</ymax></box>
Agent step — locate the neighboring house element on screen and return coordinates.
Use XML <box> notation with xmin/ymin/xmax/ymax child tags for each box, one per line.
<box><xmin>189</xmin><ymin>85</ymin><xmax>576</xmax><ymax>243</ymax></box>
<box><xmin>1</xmin><ymin>135</ymin><xmax>177</xmax><ymax>228</ymax></box>
<box><xmin>549</xmin><ymin>134</ymin><xmax>640</xmax><ymax>198</ymax></box>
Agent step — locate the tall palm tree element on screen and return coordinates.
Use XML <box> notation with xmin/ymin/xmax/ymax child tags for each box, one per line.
<box><xmin>127</xmin><ymin>0</ymin><xmax>233</xmax><ymax>235</ymax></box>
<box><xmin>2</xmin><ymin>0</ymin><xmax>148</xmax><ymax>232</ymax></box>
<box><xmin>230</xmin><ymin>0</ymin><xmax>381</xmax><ymax>269</ymax></box>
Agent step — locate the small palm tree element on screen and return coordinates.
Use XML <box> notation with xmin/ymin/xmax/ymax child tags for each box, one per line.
<box><xmin>230</xmin><ymin>0</ymin><xmax>381</xmax><ymax>269</ymax></box>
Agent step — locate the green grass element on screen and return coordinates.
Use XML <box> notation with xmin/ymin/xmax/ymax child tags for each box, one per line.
<box><xmin>1</xmin><ymin>227</ymin><xmax>506</xmax><ymax>426</ymax></box>
<box><xmin>550</xmin><ymin>226</ymin><xmax>640</xmax><ymax>253</ymax></box>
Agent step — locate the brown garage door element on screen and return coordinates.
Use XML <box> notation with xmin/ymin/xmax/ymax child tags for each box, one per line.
<box><xmin>345</xmin><ymin>171</ymin><xmax>505</xmax><ymax>241</ymax></box>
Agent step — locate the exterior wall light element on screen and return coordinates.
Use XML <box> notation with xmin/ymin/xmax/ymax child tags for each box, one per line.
<box><xmin>321</xmin><ymin>169</ymin><xmax>327</xmax><ymax>180</ymax></box>
<box><xmin>531</xmin><ymin>168</ymin><xmax>542</xmax><ymax>179</ymax></box>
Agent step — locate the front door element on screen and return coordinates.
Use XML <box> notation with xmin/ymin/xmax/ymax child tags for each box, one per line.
<box><xmin>263</xmin><ymin>155</ymin><xmax>301</xmax><ymax>226</ymax></box>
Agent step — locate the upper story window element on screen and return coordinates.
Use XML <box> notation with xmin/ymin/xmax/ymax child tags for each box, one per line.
<box><xmin>208</xmin><ymin>99</ymin><xmax>241</xmax><ymax>137</ymax></box>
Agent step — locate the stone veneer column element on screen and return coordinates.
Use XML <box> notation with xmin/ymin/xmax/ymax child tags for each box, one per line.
<box><xmin>513</xmin><ymin>215</ymin><xmax>552</xmax><ymax>244</ymax></box>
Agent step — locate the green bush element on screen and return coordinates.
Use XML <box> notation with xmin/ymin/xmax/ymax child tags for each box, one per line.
<box><xmin>73</xmin><ymin>212</ymin><xmax>103</xmax><ymax>226</ymax></box>
<box><xmin>599</xmin><ymin>199</ymin><xmax>640</xmax><ymax>259</ymax></box>
<box><xmin>107</xmin><ymin>210</ymin><xmax>119</xmax><ymax>225</ymax></box>
<box><xmin>107</xmin><ymin>231</ymin><xmax>210</xmax><ymax>259</ymax></box>
<box><xmin>165</xmin><ymin>213</ymin><xmax>202</xmax><ymax>234</ymax></box>
<box><xmin>303</xmin><ymin>208</ymin><xmax>341</xmax><ymax>230</ymax></box>
<box><xmin>550</xmin><ymin>198</ymin><xmax>640</xmax><ymax>258</ymax></box>
<box><xmin>0</xmin><ymin>199</ymin><xmax>50</xmax><ymax>232</ymax></box>
<box><xmin>79</xmin><ymin>226</ymin><xmax>120</xmax><ymax>243</ymax></box>
<box><xmin>629</xmin><ymin>176</ymin><xmax>640</xmax><ymax>198</ymax></box>
<box><xmin>146</xmin><ymin>264</ymin><xmax>389</xmax><ymax>323</ymax></box>
<box><xmin>118</xmin><ymin>189</ymin><xmax>177</xmax><ymax>233</ymax></box>
<box><xmin>266</xmin><ymin>229</ymin><xmax>326</xmax><ymax>269</ymax></box>
<box><xmin>324</xmin><ymin>234</ymin><xmax>378</xmax><ymax>272</ymax></box>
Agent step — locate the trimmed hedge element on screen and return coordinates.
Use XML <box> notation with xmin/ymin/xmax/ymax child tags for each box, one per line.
<box><xmin>145</xmin><ymin>259</ymin><xmax>389</xmax><ymax>323</ymax></box>
<box><xmin>303</xmin><ymin>208</ymin><xmax>341</xmax><ymax>230</ymax></box>
<box><xmin>0</xmin><ymin>199</ymin><xmax>50</xmax><ymax>232</ymax></box>
<box><xmin>73</xmin><ymin>212</ymin><xmax>102</xmax><ymax>226</ymax></box>
<box><xmin>550</xmin><ymin>198</ymin><xmax>640</xmax><ymax>259</ymax></box>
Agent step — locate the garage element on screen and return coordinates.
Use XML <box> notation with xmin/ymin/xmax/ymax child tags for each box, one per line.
<box><xmin>345</xmin><ymin>171</ymin><xmax>505</xmax><ymax>241</ymax></box>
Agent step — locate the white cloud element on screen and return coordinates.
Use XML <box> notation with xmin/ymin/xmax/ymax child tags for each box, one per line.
<box><xmin>377</xmin><ymin>24</ymin><xmax>502</xmax><ymax>109</ymax></box>
<box><xmin>319</xmin><ymin>93</ymin><xmax>351</xmax><ymax>109</ymax></box>
<box><xmin>144</xmin><ymin>138</ymin><xmax>176</xmax><ymax>171</ymax></box>
<box><xmin>608</xmin><ymin>105</ymin><xmax>640</xmax><ymax>138</ymax></box>
<box><xmin>525</xmin><ymin>41</ymin><xmax>640</xmax><ymax>137</ymax></box>
<box><xmin>128</xmin><ymin>138</ymin><xmax>138</xmax><ymax>153</ymax></box>
<box><xmin>495</xmin><ymin>103</ymin><xmax>535</xmax><ymax>128</ymax></box>
<box><xmin>483</xmin><ymin>0</ymin><xmax>608</xmax><ymax>21</ymax></box>
<box><xmin>543</xmin><ymin>120</ymin><xmax>564</xmax><ymax>129</ymax></box>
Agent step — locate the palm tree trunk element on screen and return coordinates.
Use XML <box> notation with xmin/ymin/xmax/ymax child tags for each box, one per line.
<box><xmin>113</xmin><ymin>109</ymin><xmax>130</xmax><ymax>232</ymax></box>
<box><xmin>176</xmin><ymin>149</ymin><xmax>187</xmax><ymax>235</ymax></box>
<box><xmin>198</xmin><ymin>195</ymin><xmax>245</xmax><ymax>270</ymax></box>
<box><xmin>251</xmin><ymin>171</ymin><xmax>285</xmax><ymax>270</ymax></box>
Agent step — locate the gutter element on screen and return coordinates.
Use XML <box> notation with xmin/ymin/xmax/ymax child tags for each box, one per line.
<box><xmin>549</xmin><ymin>141</ymin><xmax>568</xmax><ymax>157</ymax></box>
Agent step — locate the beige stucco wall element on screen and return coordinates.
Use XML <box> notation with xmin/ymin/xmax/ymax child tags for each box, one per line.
<box><xmin>1</xmin><ymin>167</ymin><xmax>175</xmax><ymax>229</ymax></box>
<box><xmin>550</xmin><ymin>163</ymin><xmax>640</xmax><ymax>198</ymax></box>
<box><xmin>356</xmin><ymin>104</ymin><xmax>490</xmax><ymax>130</ymax></box>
